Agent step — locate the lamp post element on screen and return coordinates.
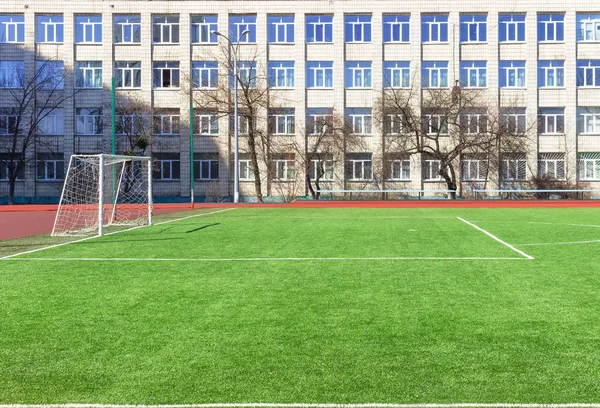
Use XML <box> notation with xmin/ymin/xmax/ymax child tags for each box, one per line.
<box><xmin>211</xmin><ymin>29</ymin><xmax>249</xmax><ymax>204</ymax></box>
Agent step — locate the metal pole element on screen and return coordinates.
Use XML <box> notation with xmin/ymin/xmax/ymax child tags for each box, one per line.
<box><xmin>111</xmin><ymin>77</ymin><xmax>116</xmax><ymax>155</ymax></box>
<box><xmin>190</xmin><ymin>103</ymin><xmax>195</xmax><ymax>207</ymax></box>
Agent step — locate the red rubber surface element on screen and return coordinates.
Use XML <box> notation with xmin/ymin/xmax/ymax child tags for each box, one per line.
<box><xmin>1</xmin><ymin>200</ymin><xmax>600</xmax><ymax>241</ymax></box>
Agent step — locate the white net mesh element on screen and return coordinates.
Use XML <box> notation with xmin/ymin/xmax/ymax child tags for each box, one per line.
<box><xmin>52</xmin><ymin>154</ymin><xmax>152</xmax><ymax>236</ymax></box>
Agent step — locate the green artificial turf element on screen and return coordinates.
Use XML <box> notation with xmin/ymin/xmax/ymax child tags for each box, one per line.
<box><xmin>1</xmin><ymin>207</ymin><xmax>600</xmax><ymax>403</ymax></box>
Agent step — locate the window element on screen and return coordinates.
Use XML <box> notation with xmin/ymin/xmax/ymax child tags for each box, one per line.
<box><xmin>0</xmin><ymin>15</ymin><xmax>25</xmax><ymax>43</ymax></box>
<box><xmin>422</xmin><ymin>15</ymin><xmax>448</xmax><ymax>43</ymax></box>
<box><xmin>195</xmin><ymin>111</ymin><xmax>219</xmax><ymax>136</ymax></box>
<box><xmin>76</xmin><ymin>108</ymin><xmax>103</xmax><ymax>135</ymax></box>
<box><xmin>460</xmin><ymin>110</ymin><xmax>488</xmax><ymax>135</ymax></box>
<box><xmin>194</xmin><ymin>153</ymin><xmax>219</xmax><ymax>180</ymax></box>
<box><xmin>114</xmin><ymin>15</ymin><xmax>141</xmax><ymax>44</ymax></box>
<box><xmin>347</xmin><ymin>108</ymin><xmax>372</xmax><ymax>135</ymax></box>
<box><xmin>115</xmin><ymin>61</ymin><xmax>141</xmax><ymax>89</ymax></box>
<box><xmin>0</xmin><ymin>61</ymin><xmax>24</xmax><ymax>88</ymax></box>
<box><xmin>461</xmin><ymin>154</ymin><xmax>488</xmax><ymax>181</ymax></box>
<box><xmin>192</xmin><ymin>61</ymin><xmax>218</xmax><ymax>89</ymax></box>
<box><xmin>383</xmin><ymin>15</ymin><xmax>409</xmax><ymax>43</ymax></box>
<box><xmin>383</xmin><ymin>61</ymin><xmax>410</xmax><ymax>88</ymax></box>
<box><xmin>36</xmin><ymin>61</ymin><xmax>64</xmax><ymax>90</ymax></box>
<box><xmin>460</xmin><ymin>61</ymin><xmax>487</xmax><ymax>88</ymax></box>
<box><xmin>460</xmin><ymin>15</ymin><xmax>487</xmax><ymax>43</ymax></box>
<box><xmin>345</xmin><ymin>153</ymin><xmax>372</xmax><ymax>181</ymax></box>
<box><xmin>268</xmin><ymin>109</ymin><xmax>295</xmax><ymax>135</ymax></box>
<box><xmin>153</xmin><ymin>110</ymin><xmax>180</xmax><ymax>135</ymax></box>
<box><xmin>383</xmin><ymin>113</ymin><xmax>406</xmax><ymax>135</ymax></box>
<box><xmin>306</xmin><ymin>15</ymin><xmax>333</xmax><ymax>43</ymax></box>
<box><xmin>538</xmin><ymin>14</ymin><xmax>564</xmax><ymax>42</ymax></box>
<box><xmin>306</xmin><ymin>108</ymin><xmax>333</xmax><ymax>135</ymax></box>
<box><xmin>345</xmin><ymin>15</ymin><xmax>371</xmax><ymax>43</ymax></box>
<box><xmin>153</xmin><ymin>16</ymin><xmax>179</xmax><ymax>44</ymax></box>
<box><xmin>577</xmin><ymin>14</ymin><xmax>600</xmax><ymax>42</ymax></box>
<box><xmin>422</xmin><ymin>157</ymin><xmax>442</xmax><ymax>181</ymax></box>
<box><xmin>538</xmin><ymin>60</ymin><xmax>564</xmax><ymax>88</ymax></box>
<box><xmin>0</xmin><ymin>109</ymin><xmax>18</xmax><ymax>135</ymax></box>
<box><xmin>309</xmin><ymin>155</ymin><xmax>334</xmax><ymax>181</ymax></box>
<box><xmin>538</xmin><ymin>153</ymin><xmax>565</xmax><ymax>179</ymax></box>
<box><xmin>153</xmin><ymin>153</ymin><xmax>180</xmax><ymax>180</ymax></box>
<box><xmin>499</xmin><ymin>61</ymin><xmax>526</xmax><ymax>88</ymax></box>
<box><xmin>37</xmin><ymin>109</ymin><xmax>63</xmax><ymax>136</ymax></box>
<box><xmin>538</xmin><ymin>108</ymin><xmax>565</xmax><ymax>135</ymax></box>
<box><xmin>0</xmin><ymin>154</ymin><xmax>25</xmax><ymax>180</ymax></box>
<box><xmin>577</xmin><ymin>108</ymin><xmax>600</xmax><ymax>134</ymax></box>
<box><xmin>231</xmin><ymin>153</ymin><xmax>254</xmax><ymax>181</ymax></box>
<box><xmin>501</xmin><ymin>108</ymin><xmax>527</xmax><ymax>135</ymax></box>
<box><xmin>307</xmin><ymin>61</ymin><xmax>334</xmax><ymax>88</ymax></box>
<box><xmin>191</xmin><ymin>15</ymin><xmax>217</xmax><ymax>44</ymax></box>
<box><xmin>115</xmin><ymin>114</ymin><xmax>144</xmax><ymax>136</ymax></box>
<box><xmin>232</xmin><ymin>115</ymin><xmax>251</xmax><ymax>135</ymax></box>
<box><xmin>345</xmin><ymin>61</ymin><xmax>372</xmax><ymax>88</ymax></box>
<box><xmin>268</xmin><ymin>16</ymin><xmax>294</xmax><ymax>43</ymax></box>
<box><xmin>422</xmin><ymin>112</ymin><xmax>449</xmax><ymax>135</ymax></box>
<box><xmin>268</xmin><ymin>61</ymin><xmax>294</xmax><ymax>88</ymax></box>
<box><xmin>422</xmin><ymin>61</ymin><xmax>448</xmax><ymax>88</ymax></box>
<box><xmin>501</xmin><ymin>153</ymin><xmax>527</xmax><ymax>181</ymax></box>
<box><xmin>75</xmin><ymin>61</ymin><xmax>102</xmax><ymax>89</ymax></box>
<box><xmin>75</xmin><ymin>16</ymin><xmax>102</xmax><ymax>44</ymax></box>
<box><xmin>36</xmin><ymin>16</ymin><xmax>64</xmax><ymax>43</ymax></box>
<box><xmin>37</xmin><ymin>153</ymin><xmax>64</xmax><ymax>181</ymax></box>
<box><xmin>499</xmin><ymin>14</ymin><xmax>526</xmax><ymax>42</ymax></box>
<box><xmin>272</xmin><ymin>153</ymin><xmax>295</xmax><ymax>181</ymax></box>
<box><xmin>229</xmin><ymin>15</ymin><xmax>256</xmax><ymax>43</ymax></box>
<box><xmin>578</xmin><ymin>153</ymin><xmax>600</xmax><ymax>180</ymax></box>
<box><xmin>153</xmin><ymin>62</ymin><xmax>180</xmax><ymax>89</ymax></box>
<box><xmin>237</xmin><ymin>61</ymin><xmax>257</xmax><ymax>88</ymax></box>
<box><xmin>577</xmin><ymin>60</ymin><xmax>600</xmax><ymax>87</ymax></box>
<box><xmin>386</xmin><ymin>154</ymin><xmax>410</xmax><ymax>181</ymax></box>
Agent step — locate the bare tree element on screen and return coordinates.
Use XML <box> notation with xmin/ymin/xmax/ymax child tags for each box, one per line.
<box><xmin>374</xmin><ymin>81</ymin><xmax>534</xmax><ymax>199</ymax></box>
<box><xmin>108</xmin><ymin>93</ymin><xmax>155</xmax><ymax>156</ymax></box>
<box><xmin>186</xmin><ymin>44</ymin><xmax>270</xmax><ymax>202</ymax></box>
<box><xmin>0</xmin><ymin>59</ymin><xmax>78</xmax><ymax>204</ymax></box>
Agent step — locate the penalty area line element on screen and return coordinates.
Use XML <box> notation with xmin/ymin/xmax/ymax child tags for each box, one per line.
<box><xmin>2</xmin><ymin>404</ymin><xmax>600</xmax><ymax>408</ymax></box>
<box><xmin>0</xmin><ymin>208</ymin><xmax>236</xmax><ymax>261</ymax></box>
<box><xmin>457</xmin><ymin>217</ymin><xmax>534</xmax><ymax>260</ymax></box>
<box><xmin>6</xmin><ymin>256</ymin><xmax>530</xmax><ymax>262</ymax></box>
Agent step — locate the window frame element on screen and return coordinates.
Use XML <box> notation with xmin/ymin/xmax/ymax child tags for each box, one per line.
<box><xmin>344</xmin><ymin>15</ymin><xmax>372</xmax><ymax>43</ymax></box>
<box><xmin>229</xmin><ymin>15</ymin><xmax>257</xmax><ymax>43</ymax></box>
<box><xmin>499</xmin><ymin>14</ymin><xmax>526</xmax><ymax>43</ymax></box>
<box><xmin>113</xmin><ymin>15</ymin><xmax>141</xmax><ymax>44</ymax></box>
<box><xmin>345</xmin><ymin>61</ymin><xmax>372</xmax><ymax>89</ymax></box>
<box><xmin>537</xmin><ymin>14</ymin><xmax>565</xmax><ymax>42</ymax></box>
<box><xmin>267</xmin><ymin>16</ymin><xmax>294</xmax><ymax>44</ymax></box>
<box><xmin>152</xmin><ymin>15</ymin><xmax>180</xmax><ymax>44</ymax></box>
<box><xmin>306</xmin><ymin>61</ymin><xmax>334</xmax><ymax>88</ymax></box>
<box><xmin>36</xmin><ymin>153</ymin><xmax>65</xmax><ymax>181</ymax></box>
<box><xmin>36</xmin><ymin>15</ymin><xmax>64</xmax><ymax>43</ymax></box>
<box><xmin>347</xmin><ymin>108</ymin><xmax>373</xmax><ymax>136</ymax></box>
<box><xmin>0</xmin><ymin>15</ymin><xmax>25</xmax><ymax>43</ymax></box>
<box><xmin>191</xmin><ymin>15</ymin><xmax>218</xmax><ymax>44</ymax></box>
<box><xmin>421</xmin><ymin>15</ymin><xmax>449</xmax><ymax>43</ymax></box>
<box><xmin>194</xmin><ymin>153</ymin><xmax>219</xmax><ymax>181</ymax></box>
<box><xmin>268</xmin><ymin>109</ymin><xmax>295</xmax><ymax>136</ymax></box>
<box><xmin>422</xmin><ymin>61</ymin><xmax>449</xmax><ymax>88</ymax></box>
<box><xmin>577</xmin><ymin>14</ymin><xmax>600</xmax><ymax>42</ymax></box>
<box><xmin>153</xmin><ymin>153</ymin><xmax>181</xmax><ymax>180</ymax></box>
<box><xmin>499</xmin><ymin>60</ymin><xmax>526</xmax><ymax>88</ymax></box>
<box><xmin>538</xmin><ymin>60</ymin><xmax>565</xmax><ymax>88</ymax></box>
<box><xmin>75</xmin><ymin>15</ymin><xmax>102</xmax><ymax>44</ymax></box>
<box><xmin>152</xmin><ymin>61</ymin><xmax>180</xmax><ymax>89</ymax></box>
<box><xmin>538</xmin><ymin>153</ymin><xmax>565</xmax><ymax>179</ymax></box>
<box><xmin>75</xmin><ymin>61</ymin><xmax>102</xmax><ymax>89</ymax></box>
<box><xmin>153</xmin><ymin>111</ymin><xmax>180</xmax><ymax>136</ymax></box>
<box><xmin>75</xmin><ymin>108</ymin><xmax>103</xmax><ymax>135</ymax></box>
<box><xmin>0</xmin><ymin>61</ymin><xmax>24</xmax><ymax>89</ymax></box>
<box><xmin>460</xmin><ymin>61</ymin><xmax>487</xmax><ymax>88</ymax></box>
<box><xmin>577</xmin><ymin>60</ymin><xmax>600</xmax><ymax>87</ymax></box>
<box><xmin>306</xmin><ymin>15</ymin><xmax>333</xmax><ymax>43</ymax></box>
<box><xmin>382</xmin><ymin>15</ymin><xmax>410</xmax><ymax>43</ymax></box>
<box><xmin>459</xmin><ymin>14</ymin><xmax>487</xmax><ymax>43</ymax></box>
<box><xmin>268</xmin><ymin>61</ymin><xmax>295</xmax><ymax>88</ymax></box>
<box><xmin>115</xmin><ymin>61</ymin><xmax>142</xmax><ymax>89</ymax></box>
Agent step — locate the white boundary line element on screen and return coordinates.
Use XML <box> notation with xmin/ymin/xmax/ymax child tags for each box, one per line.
<box><xmin>457</xmin><ymin>217</ymin><xmax>534</xmax><ymax>260</ymax></box>
<box><xmin>529</xmin><ymin>222</ymin><xmax>600</xmax><ymax>228</ymax></box>
<box><xmin>4</xmin><ymin>256</ymin><xmax>529</xmax><ymax>262</ymax></box>
<box><xmin>0</xmin><ymin>208</ymin><xmax>236</xmax><ymax>261</ymax></box>
<box><xmin>519</xmin><ymin>239</ymin><xmax>600</xmax><ymax>247</ymax></box>
<box><xmin>2</xmin><ymin>404</ymin><xmax>600</xmax><ymax>408</ymax></box>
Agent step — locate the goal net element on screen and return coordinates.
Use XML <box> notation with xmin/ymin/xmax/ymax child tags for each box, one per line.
<box><xmin>52</xmin><ymin>154</ymin><xmax>153</xmax><ymax>236</ymax></box>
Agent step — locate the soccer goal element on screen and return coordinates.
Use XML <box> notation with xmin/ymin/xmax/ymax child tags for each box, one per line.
<box><xmin>52</xmin><ymin>154</ymin><xmax>153</xmax><ymax>236</ymax></box>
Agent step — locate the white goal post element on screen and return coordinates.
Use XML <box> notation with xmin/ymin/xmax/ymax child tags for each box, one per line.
<box><xmin>52</xmin><ymin>154</ymin><xmax>153</xmax><ymax>236</ymax></box>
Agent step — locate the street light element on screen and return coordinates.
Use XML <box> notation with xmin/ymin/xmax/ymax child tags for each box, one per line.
<box><xmin>211</xmin><ymin>29</ymin><xmax>249</xmax><ymax>204</ymax></box>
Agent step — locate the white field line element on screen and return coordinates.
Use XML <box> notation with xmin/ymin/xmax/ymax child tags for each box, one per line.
<box><xmin>2</xmin><ymin>404</ymin><xmax>600</xmax><ymax>408</ymax></box>
<box><xmin>457</xmin><ymin>217</ymin><xmax>534</xmax><ymax>260</ymax></box>
<box><xmin>528</xmin><ymin>222</ymin><xmax>600</xmax><ymax>228</ymax></box>
<box><xmin>6</xmin><ymin>256</ymin><xmax>529</xmax><ymax>262</ymax></box>
<box><xmin>0</xmin><ymin>208</ymin><xmax>235</xmax><ymax>261</ymax></box>
<box><xmin>519</xmin><ymin>239</ymin><xmax>600</xmax><ymax>247</ymax></box>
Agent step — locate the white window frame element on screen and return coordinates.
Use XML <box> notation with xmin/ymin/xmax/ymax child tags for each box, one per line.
<box><xmin>269</xmin><ymin>61</ymin><xmax>295</xmax><ymax>88</ymax></box>
<box><xmin>0</xmin><ymin>61</ymin><xmax>24</xmax><ymax>89</ymax></box>
<box><xmin>153</xmin><ymin>112</ymin><xmax>180</xmax><ymax>135</ymax></box>
<box><xmin>75</xmin><ymin>108</ymin><xmax>103</xmax><ymax>135</ymax></box>
<box><xmin>36</xmin><ymin>61</ymin><xmax>64</xmax><ymax>90</ymax></box>
<box><xmin>501</xmin><ymin>111</ymin><xmax>527</xmax><ymax>135</ymax></box>
<box><xmin>191</xmin><ymin>16</ymin><xmax>217</xmax><ymax>44</ymax></box>
<box><xmin>1</xmin><ymin>16</ymin><xmax>25</xmax><ymax>43</ymax></box>
<box><xmin>273</xmin><ymin>157</ymin><xmax>295</xmax><ymax>181</ymax></box>
<box><xmin>578</xmin><ymin>153</ymin><xmax>600</xmax><ymax>180</ymax></box>
<box><xmin>389</xmin><ymin>158</ymin><xmax>411</xmax><ymax>181</ymax></box>
<box><xmin>348</xmin><ymin>111</ymin><xmax>372</xmax><ymax>135</ymax></box>
<box><xmin>384</xmin><ymin>114</ymin><xmax>404</xmax><ymax>135</ymax></box>
<box><xmin>0</xmin><ymin>110</ymin><xmax>18</xmax><ymax>135</ymax></box>
<box><xmin>307</xmin><ymin>62</ymin><xmax>334</xmax><ymax>88</ymax></box>
<box><xmin>501</xmin><ymin>154</ymin><xmax>527</xmax><ymax>181</ymax></box>
<box><xmin>268</xmin><ymin>16</ymin><xmax>294</xmax><ymax>44</ymax></box>
<box><xmin>346</xmin><ymin>61</ymin><xmax>372</xmax><ymax>88</ymax></box>
<box><xmin>422</xmin><ymin>62</ymin><xmax>449</xmax><ymax>88</ymax></box>
<box><xmin>230</xmin><ymin>16</ymin><xmax>256</xmax><ymax>44</ymax></box>
<box><xmin>196</xmin><ymin>114</ymin><xmax>219</xmax><ymax>136</ymax></box>
<box><xmin>237</xmin><ymin>62</ymin><xmax>257</xmax><ymax>89</ymax></box>
<box><xmin>38</xmin><ymin>109</ymin><xmax>64</xmax><ymax>136</ymax></box>
<box><xmin>76</xmin><ymin>16</ymin><xmax>102</xmax><ymax>44</ymax></box>
<box><xmin>310</xmin><ymin>158</ymin><xmax>334</xmax><ymax>181</ymax></box>
<box><xmin>153</xmin><ymin>16</ymin><xmax>179</xmax><ymax>44</ymax></box>
<box><xmin>115</xmin><ymin>61</ymin><xmax>141</xmax><ymax>89</ymax></box>
<box><xmin>538</xmin><ymin>153</ymin><xmax>565</xmax><ymax>179</ymax></box>
<box><xmin>153</xmin><ymin>61</ymin><xmax>180</xmax><ymax>89</ymax></box>
<box><xmin>234</xmin><ymin>158</ymin><xmax>254</xmax><ymax>181</ymax></box>
<box><xmin>538</xmin><ymin>109</ymin><xmax>565</xmax><ymax>135</ymax></box>
<box><xmin>154</xmin><ymin>155</ymin><xmax>180</xmax><ymax>180</ymax></box>
<box><xmin>75</xmin><ymin>61</ymin><xmax>102</xmax><ymax>89</ymax></box>
<box><xmin>36</xmin><ymin>156</ymin><xmax>64</xmax><ymax>181</ymax></box>
<box><xmin>460</xmin><ymin>15</ymin><xmax>487</xmax><ymax>43</ymax></box>
<box><xmin>307</xmin><ymin>111</ymin><xmax>333</xmax><ymax>135</ymax></box>
<box><xmin>461</xmin><ymin>113</ymin><xmax>488</xmax><ymax>135</ymax></box>
<box><xmin>384</xmin><ymin>62</ymin><xmax>410</xmax><ymax>88</ymax></box>
<box><xmin>422</xmin><ymin>16</ymin><xmax>448</xmax><ymax>43</ymax></box>
<box><xmin>345</xmin><ymin>15</ymin><xmax>371</xmax><ymax>43</ymax></box>
<box><xmin>269</xmin><ymin>111</ymin><xmax>295</xmax><ymax>135</ymax></box>
<box><xmin>577</xmin><ymin>60</ymin><xmax>600</xmax><ymax>87</ymax></box>
<box><xmin>500</xmin><ymin>61</ymin><xmax>526</xmax><ymax>88</ymax></box>
<box><xmin>538</xmin><ymin>15</ymin><xmax>564</xmax><ymax>42</ymax></box>
<box><xmin>577</xmin><ymin>15</ymin><xmax>600</xmax><ymax>42</ymax></box>
<box><xmin>462</xmin><ymin>156</ymin><xmax>488</xmax><ymax>181</ymax></box>
<box><xmin>539</xmin><ymin>61</ymin><xmax>564</xmax><ymax>88</ymax></box>
<box><xmin>115</xmin><ymin>114</ymin><xmax>140</xmax><ymax>136</ymax></box>
<box><xmin>192</xmin><ymin>62</ymin><xmax>218</xmax><ymax>89</ymax></box>
<box><xmin>306</xmin><ymin>16</ymin><xmax>333</xmax><ymax>43</ymax></box>
<box><xmin>37</xmin><ymin>16</ymin><xmax>64</xmax><ymax>43</ymax></box>
<box><xmin>383</xmin><ymin>15</ymin><xmax>409</xmax><ymax>43</ymax></box>
<box><xmin>423</xmin><ymin>159</ymin><xmax>442</xmax><ymax>181</ymax></box>
<box><xmin>114</xmin><ymin>16</ymin><xmax>141</xmax><ymax>44</ymax></box>
<box><xmin>349</xmin><ymin>159</ymin><xmax>373</xmax><ymax>181</ymax></box>
<box><xmin>581</xmin><ymin>112</ymin><xmax>600</xmax><ymax>134</ymax></box>
<box><xmin>499</xmin><ymin>15</ymin><xmax>526</xmax><ymax>42</ymax></box>
<box><xmin>460</xmin><ymin>61</ymin><xmax>487</xmax><ymax>88</ymax></box>
<box><xmin>423</xmin><ymin>113</ymin><xmax>449</xmax><ymax>135</ymax></box>
<box><xmin>194</xmin><ymin>155</ymin><xmax>219</xmax><ymax>180</ymax></box>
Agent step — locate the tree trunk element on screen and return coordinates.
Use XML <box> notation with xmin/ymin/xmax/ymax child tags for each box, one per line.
<box><xmin>246</xmin><ymin>132</ymin><xmax>263</xmax><ymax>202</ymax></box>
<box><xmin>306</xmin><ymin>174</ymin><xmax>317</xmax><ymax>200</ymax></box>
<box><xmin>8</xmin><ymin>177</ymin><xmax>15</xmax><ymax>205</ymax></box>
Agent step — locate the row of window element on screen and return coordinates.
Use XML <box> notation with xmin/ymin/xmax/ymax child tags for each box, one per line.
<box><xmin>3</xmin><ymin>107</ymin><xmax>599</xmax><ymax>137</ymax></box>
<box><xmin>2</xmin><ymin>59</ymin><xmax>599</xmax><ymax>90</ymax></box>
<box><xmin>2</xmin><ymin>13</ymin><xmax>600</xmax><ymax>45</ymax></box>
<box><xmin>5</xmin><ymin>152</ymin><xmax>599</xmax><ymax>182</ymax></box>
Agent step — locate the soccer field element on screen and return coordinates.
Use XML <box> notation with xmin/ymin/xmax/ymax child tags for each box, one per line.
<box><xmin>1</xmin><ymin>207</ymin><xmax>600</xmax><ymax>404</ymax></box>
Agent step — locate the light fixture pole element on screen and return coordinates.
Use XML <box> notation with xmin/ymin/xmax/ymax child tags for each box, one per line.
<box><xmin>211</xmin><ymin>29</ymin><xmax>249</xmax><ymax>203</ymax></box>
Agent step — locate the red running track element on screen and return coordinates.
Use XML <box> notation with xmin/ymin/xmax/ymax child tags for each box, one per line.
<box><xmin>1</xmin><ymin>200</ymin><xmax>600</xmax><ymax>241</ymax></box>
